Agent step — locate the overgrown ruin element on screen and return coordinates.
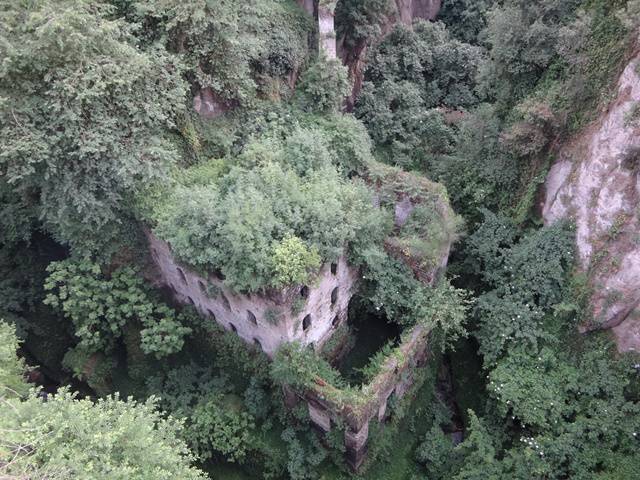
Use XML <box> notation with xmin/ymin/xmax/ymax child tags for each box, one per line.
<box><xmin>146</xmin><ymin>158</ymin><xmax>458</xmax><ymax>471</ymax></box>
<box><xmin>148</xmin><ymin>232</ymin><xmax>358</xmax><ymax>357</ymax></box>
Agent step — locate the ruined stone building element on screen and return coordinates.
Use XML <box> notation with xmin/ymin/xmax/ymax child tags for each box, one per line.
<box><xmin>147</xmin><ymin>231</ymin><xmax>359</xmax><ymax>357</ymax></box>
<box><xmin>144</xmin><ymin>156</ymin><xmax>458</xmax><ymax>471</ymax></box>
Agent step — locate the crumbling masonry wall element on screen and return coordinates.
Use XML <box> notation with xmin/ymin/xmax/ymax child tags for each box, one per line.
<box><xmin>287</xmin><ymin>325</ymin><xmax>431</xmax><ymax>471</ymax></box>
<box><xmin>147</xmin><ymin>231</ymin><xmax>359</xmax><ymax>356</ymax></box>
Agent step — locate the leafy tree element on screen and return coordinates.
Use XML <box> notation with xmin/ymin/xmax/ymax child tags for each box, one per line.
<box><xmin>335</xmin><ymin>0</ymin><xmax>394</xmax><ymax>52</ymax></box>
<box><xmin>0</xmin><ymin>390</ymin><xmax>208</xmax><ymax>480</ymax></box>
<box><xmin>190</xmin><ymin>397</ymin><xmax>256</xmax><ymax>463</ymax></box>
<box><xmin>453</xmin><ymin>411</ymin><xmax>502</xmax><ymax>480</ymax></box>
<box><xmin>0</xmin><ymin>321</ymin><xmax>29</xmax><ymax>399</ymax></box>
<box><xmin>0</xmin><ymin>180</ymin><xmax>38</xmax><ymax>248</ymax></box>
<box><xmin>0</xmin><ymin>322</ymin><xmax>206</xmax><ymax>480</ymax></box>
<box><xmin>356</xmin><ymin>21</ymin><xmax>482</xmax><ymax>168</ymax></box>
<box><xmin>430</xmin><ymin>105</ymin><xmax>519</xmax><ymax>222</ymax></box>
<box><xmin>271</xmin><ymin>235</ymin><xmax>322</xmax><ymax>289</ymax></box>
<box><xmin>437</xmin><ymin>0</ymin><xmax>496</xmax><ymax>44</ymax></box>
<box><xmin>146</xmin><ymin>363</ymin><xmax>261</xmax><ymax>464</ymax></box>
<box><xmin>298</xmin><ymin>55</ymin><xmax>351</xmax><ymax>113</ymax></box>
<box><xmin>479</xmin><ymin>0</ymin><xmax>581</xmax><ymax>106</ymax></box>
<box><xmin>0</xmin><ymin>0</ymin><xmax>187</xmax><ymax>255</ymax></box>
<box><xmin>44</xmin><ymin>259</ymin><xmax>191</xmax><ymax>358</ymax></box>
<box><xmin>135</xmin><ymin>0</ymin><xmax>311</xmax><ymax>103</ymax></box>
<box><xmin>415</xmin><ymin>424</ymin><xmax>457</xmax><ymax>479</ymax></box>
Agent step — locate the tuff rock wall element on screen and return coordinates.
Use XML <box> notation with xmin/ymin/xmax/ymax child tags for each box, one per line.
<box><xmin>543</xmin><ymin>54</ymin><xmax>640</xmax><ymax>352</ymax></box>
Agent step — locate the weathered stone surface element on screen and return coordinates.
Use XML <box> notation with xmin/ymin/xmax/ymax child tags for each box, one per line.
<box><xmin>543</xmin><ymin>55</ymin><xmax>640</xmax><ymax>352</ymax></box>
<box><xmin>193</xmin><ymin>87</ymin><xmax>233</xmax><ymax>118</ymax></box>
<box><xmin>394</xmin><ymin>195</ymin><xmax>415</xmax><ymax>227</ymax></box>
<box><xmin>309</xmin><ymin>401</ymin><xmax>332</xmax><ymax>432</ymax></box>
<box><xmin>395</xmin><ymin>0</ymin><xmax>442</xmax><ymax>25</ymax></box>
<box><xmin>318</xmin><ymin>5</ymin><xmax>336</xmax><ymax>59</ymax></box>
<box><xmin>299</xmin><ymin>325</ymin><xmax>431</xmax><ymax>471</ymax></box>
<box><xmin>345</xmin><ymin>422</ymin><xmax>369</xmax><ymax>452</ymax></box>
<box><xmin>146</xmin><ymin>231</ymin><xmax>359</xmax><ymax>356</ymax></box>
<box><xmin>297</xmin><ymin>0</ymin><xmax>314</xmax><ymax>15</ymax></box>
<box><xmin>394</xmin><ymin>371</ymin><xmax>414</xmax><ymax>399</ymax></box>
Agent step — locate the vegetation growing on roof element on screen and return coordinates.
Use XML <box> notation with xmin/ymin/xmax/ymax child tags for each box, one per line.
<box><xmin>147</xmin><ymin>158</ymin><xmax>386</xmax><ymax>292</ymax></box>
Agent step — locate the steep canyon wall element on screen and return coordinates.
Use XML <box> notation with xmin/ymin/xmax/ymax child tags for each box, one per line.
<box><xmin>543</xmin><ymin>54</ymin><xmax>640</xmax><ymax>352</ymax></box>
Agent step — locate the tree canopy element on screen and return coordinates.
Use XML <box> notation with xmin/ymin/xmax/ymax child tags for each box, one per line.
<box><xmin>0</xmin><ymin>321</ymin><xmax>206</xmax><ymax>479</ymax></box>
<box><xmin>0</xmin><ymin>0</ymin><xmax>187</xmax><ymax>255</ymax></box>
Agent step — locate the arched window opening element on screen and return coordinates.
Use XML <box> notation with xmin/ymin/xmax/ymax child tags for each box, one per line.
<box><xmin>303</xmin><ymin>314</ymin><xmax>312</xmax><ymax>331</ymax></box>
<box><xmin>254</xmin><ymin>338</ymin><xmax>262</xmax><ymax>350</ymax></box>
<box><xmin>332</xmin><ymin>315</ymin><xmax>339</xmax><ymax>327</ymax></box>
<box><xmin>229</xmin><ymin>323</ymin><xmax>237</xmax><ymax>333</ymax></box>
<box><xmin>207</xmin><ymin>309</ymin><xmax>216</xmax><ymax>320</ymax></box>
<box><xmin>177</xmin><ymin>268</ymin><xmax>188</xmax><ymax>285</ymax></box>
<box><xmin>198</xmin><ymin>280</ymin><xmax>207</xmax><ymax>294</ymax></box>
<box><xmin>221</xmin><ymin>293</ymin><xmax>231</xmax><ymax>311</ymax></box>
<box><xmin>247</xmin><ymin>310</ymin><xmax>257</xmax><ymax>325</ymax></box>
<box><xmin>331</xmin><ymin>287</ymin><xmax>339</xmax><ymax>306</ymax></box>
<box><xmin>330</xmin><ymin>263</ymin><xmax>338</xmax><ymax>275</ymax></box>
<box><xmin>300</xmin><ymin>285</ymin><xmax>309</xmax><ymax>298</ymax></box>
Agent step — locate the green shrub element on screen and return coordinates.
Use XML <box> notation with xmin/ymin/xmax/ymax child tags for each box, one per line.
<box><xmin>0</xmin><ymin>321</ymin><xmax>29</xmax><ymax>399</ymax></box>
<box><xmin>151</xmin><ymin>160</ymin><xmax>383</xmax><ymax>292</ymax></box>
<box><xmin>271</xmin><ymin>236</ymin><xmax>321</xmax><ymax>289</ymax></box>
<box><xmin>44</xmin><ymin>259</ymin><xmax>190</xmax><ymax>358</ymax></box>
<box><xmin>298</xmin><ymin>55</ymin><xmax>351</xmax><ymax>113</ymax></box>
<box><xmin>135</xmin><ymin>0</ymin><xmax>311</xmax><ymax>103</ymax></box>
<box><xmin>0</xmin><ymin>0</ymin><xmax>187</xmax><ymax>255</ymax></box>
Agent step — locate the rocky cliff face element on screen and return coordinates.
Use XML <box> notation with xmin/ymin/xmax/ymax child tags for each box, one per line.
<box><xmin>543</xmin><ymin>54</ymin><xmax>640</xmax><ymax>353</ymax></box>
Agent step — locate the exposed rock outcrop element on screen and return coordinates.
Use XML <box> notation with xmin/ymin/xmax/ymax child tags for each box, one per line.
<box><xmin>318</xmin><ymin>4</ymin><xmax>337</xmax><ymax>58</ymax></box>
<box><xmin>193</xmin><ymin>87</ymin><xmax>235</xmax><ymax>119</ymax></box>
<box><xmin>543</xmin><ymin>54</ymin><xmax>640</xmax><ymax>352</ymax></box>
<box><xmin>395</xmin><ymin>0</ymin><xmax>441</xmax><ymax>24</ymax></box>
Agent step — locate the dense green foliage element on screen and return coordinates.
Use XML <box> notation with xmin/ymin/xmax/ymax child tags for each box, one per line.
<box><xmin>0</xmin><ymin>0</ymin><xmax>186</xmax><ymax>255</ymax></box>
<box><xmin>430</xmin><ymin>104</ymin><xmax>519</xmax><ymax>221</ymax></box>
<box><xmin>135</xmin><ymin>0</ymin><xmax>311</xmax><ymax>103</ymax></box>
<box><xmin>356</xmin><ymin>20</ymin><xmax>482</xmax><ymax>168</ymax></box>
<box><xmin>297</xmin><ymin>55</ymin><xmax>351</xmax><ymax>112</ymax></box>
<box><xmin>335</xmin><ymin>0</ymin><xmax>393</xmax><ymax>51</ymax></box>
<box><xmin>2</xmin><ymin>0</ymin><xmax>640</xmax><ymax>479</ymax></box>
<box><xmin>147</xmin><ymin>114</ymin><xmax>390</xmax><ymax>292</ymax></box>
<box><xmin>437</xmin><ymin>0</ymin><xmax>495</xmax><ymax>44</ymax></box>
<box><xmin>150</xmin><ymin>160</ymin><xmax>384</xmax><ymax>292</ymax></box>
<box><xmin>147</xmin><ymin>364</ymin><xmax>258</xmax><ymax>463</ymax></box>
<box><xmin>0</xmin><ymin>322</ymin><xmax>206</xmax><ymax>479</ymax></box>
<box><xmin>431</xmin><ymin>215</ymin><xmax>640</xmax><ymax>479</ymax></box>
<box><xmin>44</xmin><ymin>259</ymin><xmax>191</xmax><ymax>358</ymax></box>
<box><xmin>467</xmin><ymin>211</ymin><xmax>575</xmax><ymax>363</ymax></box>
<box><xmin>0</xmin><ymin>322</ymin><xmax>30</xmax><ymax>399</ymax></box>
